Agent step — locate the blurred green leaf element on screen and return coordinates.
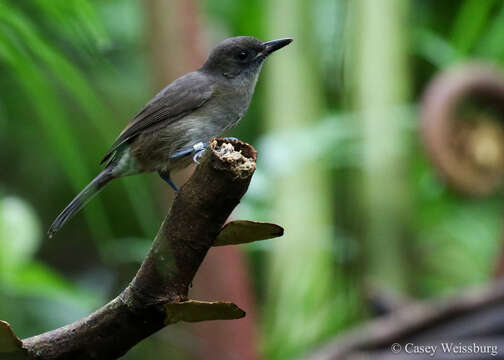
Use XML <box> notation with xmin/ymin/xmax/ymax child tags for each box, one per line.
<box><xmin>450</xmin><ymin>0</ymin><xmax>497</xmax><ymax>55</ymax></box>
<box><xmin>0</xmin><ymin>21</ymin><xmax>112</xmax><ymax>242</ymax></box>
<box><xmin>32</xmin><ymin>0</ymin><xmax>111</xmax><ymax>53</ymax></box>
<box><xmin>414</xmin><ymin>29</ymin><xmax>461</xmax><ymax>68</ymax></box>
<box><xmin>0</xmin><ymin>197</ymin><xmax>41</xmax><ymax>271</ymax></box>
<box><xmin>476</xmin><ymin>3</ymin><xmax>504</xmax><ymax>60</ymax></box>
<box><xmin>2</xmin><ymin>262</ymin><xmax>101</xmax><ymax>310</ymax></box>
<box><xmin>103</xmin><ymin>237</ymin><xmax>151</xmax><ymax>263</ymax></box>
<box><xmin>0</xmin><ymin>1</ymin><xmax>159</xmax><ymax>240</ymax></box>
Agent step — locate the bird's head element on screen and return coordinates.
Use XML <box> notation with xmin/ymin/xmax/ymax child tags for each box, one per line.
<box><xmin>201</xmin><ymin>36</ymin><xmax>293</xmax><ymax>79</ymax></box>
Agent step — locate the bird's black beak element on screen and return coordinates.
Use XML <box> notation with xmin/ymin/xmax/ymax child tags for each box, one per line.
<box><xmin>261</xmin><ymin>38</ymin><xmax>293</xmax><ymax>56</ymax></box>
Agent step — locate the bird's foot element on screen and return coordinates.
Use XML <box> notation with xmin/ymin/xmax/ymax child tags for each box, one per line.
<box><xmin>158</xmin><ymin>170</ymin><xmax>179</xmax><ymax>191</ymax></box>
<box><xmin>192</xmin><ymin>137</ymin><xmax>239</xmax><ymax>164</ymax></box>
<box><xmin>170</xmin><ymin>138</ymin><xmax>239</xmax><ymax>165</ymax></box>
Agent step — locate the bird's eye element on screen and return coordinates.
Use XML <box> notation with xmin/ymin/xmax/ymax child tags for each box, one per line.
<box><xmin>237</xmin><ymin>50</ymin><xmax>249</xmax><ymax>60</ymax></box>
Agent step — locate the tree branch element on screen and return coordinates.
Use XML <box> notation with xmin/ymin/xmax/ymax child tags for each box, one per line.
<box><xmin>7</xmin><ymin>138</ymin><xmax>273</xmax><ymax>360</ymax></box>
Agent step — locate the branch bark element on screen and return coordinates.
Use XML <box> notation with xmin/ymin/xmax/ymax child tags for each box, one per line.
<box><xmin>18</xmin><ymin>138</ymin><xmax>260</xmax><ymax>360</ymax></box>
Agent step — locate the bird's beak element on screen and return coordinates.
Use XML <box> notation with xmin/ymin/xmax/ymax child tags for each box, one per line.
<box><xmin>261</xmin><ymin>38</ymin><xmax>293</xmax><ymax>56</ymax></box>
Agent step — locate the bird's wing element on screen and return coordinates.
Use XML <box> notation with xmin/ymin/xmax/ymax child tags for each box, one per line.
<box><xmin>101</xmin><ymin>71</ymin><xmax>214</xmax><ymax>164</ymax></box>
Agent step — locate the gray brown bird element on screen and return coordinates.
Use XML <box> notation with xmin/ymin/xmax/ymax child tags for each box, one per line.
<box><xmin>48</xmin><ymin>36</ymin><xmax>293</xmax><ymax>237</ymax></box>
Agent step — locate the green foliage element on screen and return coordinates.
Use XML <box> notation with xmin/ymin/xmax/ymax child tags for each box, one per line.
<box><xmin>0</xmin><ymin>1</ymin><xmax>113</xmax><ymax>242</ymax></box>
<box><xmin>0</xmin><ymin>196</ymin><xmax>102</xmax><ymax>338</ymax></box>
<box><xmin>0</xmin><ymin>197</ymin><xmax>40</xmax><ymax>271</ymax></box>
<box><xmin>0</xmin><ymin>0</ymin><xmax>159</xmax><ymax>245</ymax></box>
<box><xmin>450</xmin><ymin>0</ymin><xmax>498</xmax><ymax>55</ymax></box>
<box><xmin>0</xmin><ymin>0</ymin><xmax>153</xmax><ymax>342</ymax></box>
<box><xmin>2</xmin><ymin>0</ymin><xmax>504</xmax><ymax>359</ymax></box>
<box><xmin>32</xmin><ymin>0</ymin><xmax>110</xmax><ymax>54</ymax></box>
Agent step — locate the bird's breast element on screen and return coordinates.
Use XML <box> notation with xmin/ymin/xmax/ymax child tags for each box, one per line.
<box><xmin>210</xmin><ymin>82</ymin><xmax>255</xmax><ymax>128</ymax></box>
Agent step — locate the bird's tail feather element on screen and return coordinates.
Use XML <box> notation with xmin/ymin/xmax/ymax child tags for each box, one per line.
<box><xmin>48</xmin><ymin>168</ymin><xmax>114</xmax><ymax>238</ymax></box>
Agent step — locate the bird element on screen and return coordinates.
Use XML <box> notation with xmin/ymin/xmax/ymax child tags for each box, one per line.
<box><xmin>48</xmin><ymin>36</ymin><xmax>293</xmax><ymax>238</ymax></box>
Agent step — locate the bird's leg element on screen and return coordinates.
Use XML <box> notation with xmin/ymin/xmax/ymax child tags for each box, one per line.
<box><xmin>158</xmin><ymin>170</ymin><xmax>179</xmax><ymax>192</ymax></box>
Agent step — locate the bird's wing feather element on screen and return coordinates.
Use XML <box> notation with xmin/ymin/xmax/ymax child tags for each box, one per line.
<box><xmin>101</xmin><ymin>71</ymin><xmax>214</xmax><ymax>164</ymax></box>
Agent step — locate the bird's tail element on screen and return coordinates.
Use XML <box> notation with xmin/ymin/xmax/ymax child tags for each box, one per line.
<box><xmin>48</xmin><ymin>168</ymin><xmax>115</xmax><ymax>238</ymax></box>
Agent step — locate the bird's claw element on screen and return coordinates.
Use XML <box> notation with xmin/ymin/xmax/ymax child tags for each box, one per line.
<box><xmin>222</xmin><ymin>137</ymin><xmax>238</xmax><ymax>142</ymax></box>
<box><xmin>193</xmin><ymin>149</ymin><xmax>205</xmax><ymax>164</ymax></box>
